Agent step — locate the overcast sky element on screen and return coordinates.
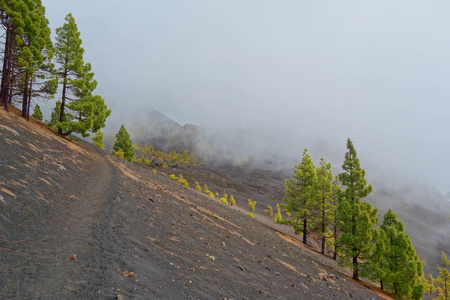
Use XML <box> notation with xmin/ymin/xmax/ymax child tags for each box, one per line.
<box><xmin>41</xmin><ymin>1</ymin><xmax>450</xmax><ymax>192</ymax></box>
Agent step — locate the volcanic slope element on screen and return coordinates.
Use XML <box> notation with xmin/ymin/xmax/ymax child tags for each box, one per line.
<box><xmin>0</xmin><ymin>109</ymin><xmax>391</xmax><ymax>299</ymax></box>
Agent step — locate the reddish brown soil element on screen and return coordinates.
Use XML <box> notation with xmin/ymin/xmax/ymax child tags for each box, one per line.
<box><xmin>0</xmin><ymin>108</ymin><xmax>392</xmax><ymax>299</ymax></box>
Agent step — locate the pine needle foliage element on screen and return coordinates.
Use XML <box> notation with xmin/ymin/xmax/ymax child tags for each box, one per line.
<box><xmin>113</xmin><ymin>124</ymin><xmax>134</xmax><ymax>162</ymax></box>
<box><xmin>282</xmin><ymin>149</ymin><xmax>317</xmax><ymax>244</ymax></box>
<box><xmin>91</xmin><ymin>131</ymin><xmax>104</xmax><ymax>149</ymax></box>
<box><xmin>336</xmin><ymin>138</ymin><xmax>377</xmax><ymax>280</ymax></box>
<box><xmin>32</xmin><ymin>104</ymin><xmax>43</xmax><ymax>121</ymax></box>
<box><xmin>54</xmin><ymin>13</ymin><xmax>110</xmax><ymax>137</ymax></box>
<box><xmin>370</xmin><ymin>209</ymin><xmax>424</xmax><ymax>299</ymax></box>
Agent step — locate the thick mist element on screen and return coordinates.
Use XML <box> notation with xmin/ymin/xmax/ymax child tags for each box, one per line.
<box><xmin>40</xmin><ymin>1</ymin><xmax>450</xmax><ymax>194</ymax></box>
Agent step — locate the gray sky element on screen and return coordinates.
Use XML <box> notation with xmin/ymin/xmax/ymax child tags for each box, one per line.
<box><xmin>41</xmin><ymin>1</ymin><xmax>450</xmax><ymax>192</ymax></box>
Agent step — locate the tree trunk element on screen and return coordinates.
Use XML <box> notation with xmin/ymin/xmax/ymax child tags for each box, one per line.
<box><xmin>352</xmin><ymin>254</ymin><xmax>359</xmax><ymax>280</ymax></box>
<box><xmin>26</xmin><ymin>80</ymin><xmax>32</xmax><ymax>121</ymax></box>
<box><xmin>352</xmin><ymin>211</ymin><xmax>358</xmax><ymax>280</ymax></box>
<box><xmin>302</xmin><ymin>219</ymin><xmax>307</xmax><ymax>244</ymax></box>
<box><xmin>58</xmin><ymin>72</ymin><xmax>67</xmax><ymax>135</ymax></box>
<box><xmin>22</xmin><ymin>73</ymin><xmax>29</xmax><ymax>118</ymax></box>
<box><xmin>321</xmin><ymin>196</ymin><xmax>326</xmax><ymax>254</ymax></box>
<box><xmin>1</xmin><ymin>23</ymin><xmax>12</xmax><ymax>110</ymax></box>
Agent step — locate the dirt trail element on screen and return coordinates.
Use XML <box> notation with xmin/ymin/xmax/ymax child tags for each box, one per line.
<box><xmin>1</xmin><ymin>149</ymin><xmax>115</xmax><ymax>298</ymax></box>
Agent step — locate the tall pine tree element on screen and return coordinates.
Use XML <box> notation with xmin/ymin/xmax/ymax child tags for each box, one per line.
<box><xmin>315</xmin><ymin>158</ymin><xmax>334</xmax><ymax>255</ymax></box>
<box><xmin>54</xmin><ymin>13</ymin><xmax>110</xmax><ymax>137</ymax></box>
<box><xmin>1</xmin><ymin>0</ymin><xmax>29</xmax><ymax>109</ymax></box>
<box><xmin>0</xmin><ymin>0</ymin><xmax>56</xmax><ymax>117</ymax></box>
<box><xmin>336</xmin><ymin>138</ymin><xmax>378</xmax><ymax>280</ymax></box>
<box><xmin>330</xmin><ymin>176</ymin><xmax>341</xmax><ymax>260</ymax></box>
<box><xmin>282</xmin><ymin>149</ymin><xmax>317</xmax><ymax>244</ymax></box>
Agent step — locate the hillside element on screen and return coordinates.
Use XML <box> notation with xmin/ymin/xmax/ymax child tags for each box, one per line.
<box><xmin>0</xmin><ymin>110</ymin><xmax>391</xmax><ymax>299</ymax></box>
<box><xmin>130</xmin><ymin>109</ymin><xmax>450</xmax><ymax>275</ymax></box>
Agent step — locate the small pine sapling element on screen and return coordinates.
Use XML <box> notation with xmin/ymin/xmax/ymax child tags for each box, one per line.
<box><xmin>441</xmin><ymin>250</ymin><xmax>450</xmax><ymax>267</ymax></box>
<box><xmin>248</xmin><ymin>199</ymin><xmax>257</xmax><ymax>212</ymax></box>
<box><xmin>274</xmin><ymin>203</ymin><xmax>283</xmax><ymax>223</ymax></box>
<box><xmin>220</xmin><ymin>194</ymin><xmax>228</xmax><ymax>205</ymax></box>
<box><xmin>195</xmin><ymin>182</ymin><xmax>202</xmax><ymax>192</ymax></box>
<box><xmin>248</xmin><ymin>212</ymin><xmax>255</xmax><ymax>218</ymax></box>
<box><xmin>32</xmin><ymin>104</ymin><xmax>44</xmax><ymax>121</ymax></box>
<box><xmin>230</xmin><ymin>195</ymin><xmax>236</xmax><ymax>206</ymax></box>
<box><xmin>177</xmin><ymin>176</ymin><xmax>188</xmax><ymax>189</ymax></box>
<box><xmin>264</xmin><ymin>205</ymin><xmax>273</xmax><ymax>217</ymax></box>
<box><xmin>152</xmin><ymin>169</ymin><xmax>157</xmax><ymax>174</ymax></box>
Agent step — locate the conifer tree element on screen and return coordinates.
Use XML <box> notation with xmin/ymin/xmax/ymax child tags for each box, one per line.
<box><xmin>113</xmin><ymin>124</ymin><xmax>134</xmax><ymax>162</ymax></box>
<box><xmin>47</xmin><ymin>100</ymin><xmax>61</xmax><ymax>128</ymax></box>
<box><xmin>442</xmin><ymin>251</ymin><xmax>450</xmax><ymax>267</ymax></box>
<box><xmin>54</xmin><ymin>13</ymin><xmax>110</xmax><ymax>136</ymax></box>
<box><xmin>18</xmin><ymin>0</ymin><xmax>56</xmax><ymax>120</ymax></box>
<box><xmin>315</xmin><ymin>158</ymin><xmax>334</xmax><ymax>254</ymax></box>
<box><xmin>371</xmin><ymin>209</ymin><xmax>424</xmax><ymax>299</ymax></box>
<box><xmin>91</xmin><ymin>131</ymin><xmax>104</xmax><ymax>149</ymax></box>
<box><xmin>330</xmin><ymin>176</ymin><xmax>341</xmax><ymax>260</ymax></box>
<box><xmin>0</xmin><ymin>0</ymin><xmax>28</xmax><ymax>109</ymax></box>
<box><xmin>434</xmin><ymin>267</ymin><xmax>450</xmax><ymax>300</ymax></box>
<box><xmin>32</xmin><ymin>103</ymin><xmax>43</xmax><ymax>120</ymax></box>
<box><xmin>283</xmin><ymin>149</ymin><xmax>317</xmax><ymax>244</ymax></box>
<box><xmin>336</xmin><ymin>138</ymin><xmax>378</xmax><ymax>280</ymax></box>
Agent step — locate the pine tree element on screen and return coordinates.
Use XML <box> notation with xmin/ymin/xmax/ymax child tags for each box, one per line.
<box><xmin>330</xmin><ymin>176</ymin><xmax>341</xmax><ymax>260</ymax></box>
<box><xmin>54</xmin><ymin>13</ymin><xmax>110</xmax><ymax>137</ymax></box>
<box><xmin>282</xmin><ymin>149</ymin><xmax>317</xmax><ymax>244</ymax></box>
<box><xmin>442</xmin><ymin>251</ymin><xmax>450</xmax><ymax>267</ymax></box>
<box><xmin>113</xmin><ymin>124</ymin><xmax>134</xmax><ymax>162</ymax></box>
<box><xmin>371</xmin><ymin>209</ymin><xmax>424</xmax><ymax>299</ymax></box>
<box><xmin>91</xmin><ymin>131</ymin><xmax>104</xmax><ymax>149</ymax></box>
<box><xmin>48</xmin><ymin>100</ymin><xmax>61</xmax><ymax>128</ymax></box>
<box><xmin>0</xmin><ymin>1</ymin><xmax>56</xmax><ymax>118</ymax></box>
<box><xmin>32</xmin><ymin>103</ymin><xmax>43</xmax><ymax>120</ymax></box>
<box><xmin>336</xmin><ymin>138</ymin><xmax>378</xmax><ymax>280</ymax></box>
<box><xmin>315</xmin><ymin>158</ymin><xmax>334</xmax><ymax>254</ymax></box>
<box><xmin>435</xmin><ymin>267</ymin><xmax>450</xmax><ymax>300</ymax></box>
<box><xmin>18</xmin><ymin>0</ymin><xmax>56</xmax><ymax>120</ymax></box>
<box><xmin>0</xmin><ymin>0</ymin><xmax>28</xmax><ymax>110</ymax></box>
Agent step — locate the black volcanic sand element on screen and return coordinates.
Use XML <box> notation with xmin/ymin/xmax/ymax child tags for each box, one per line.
<box><xmin>0</xmin><ymin>109</ymin><xmax>391</xmax><ymax>299</ymax></box>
